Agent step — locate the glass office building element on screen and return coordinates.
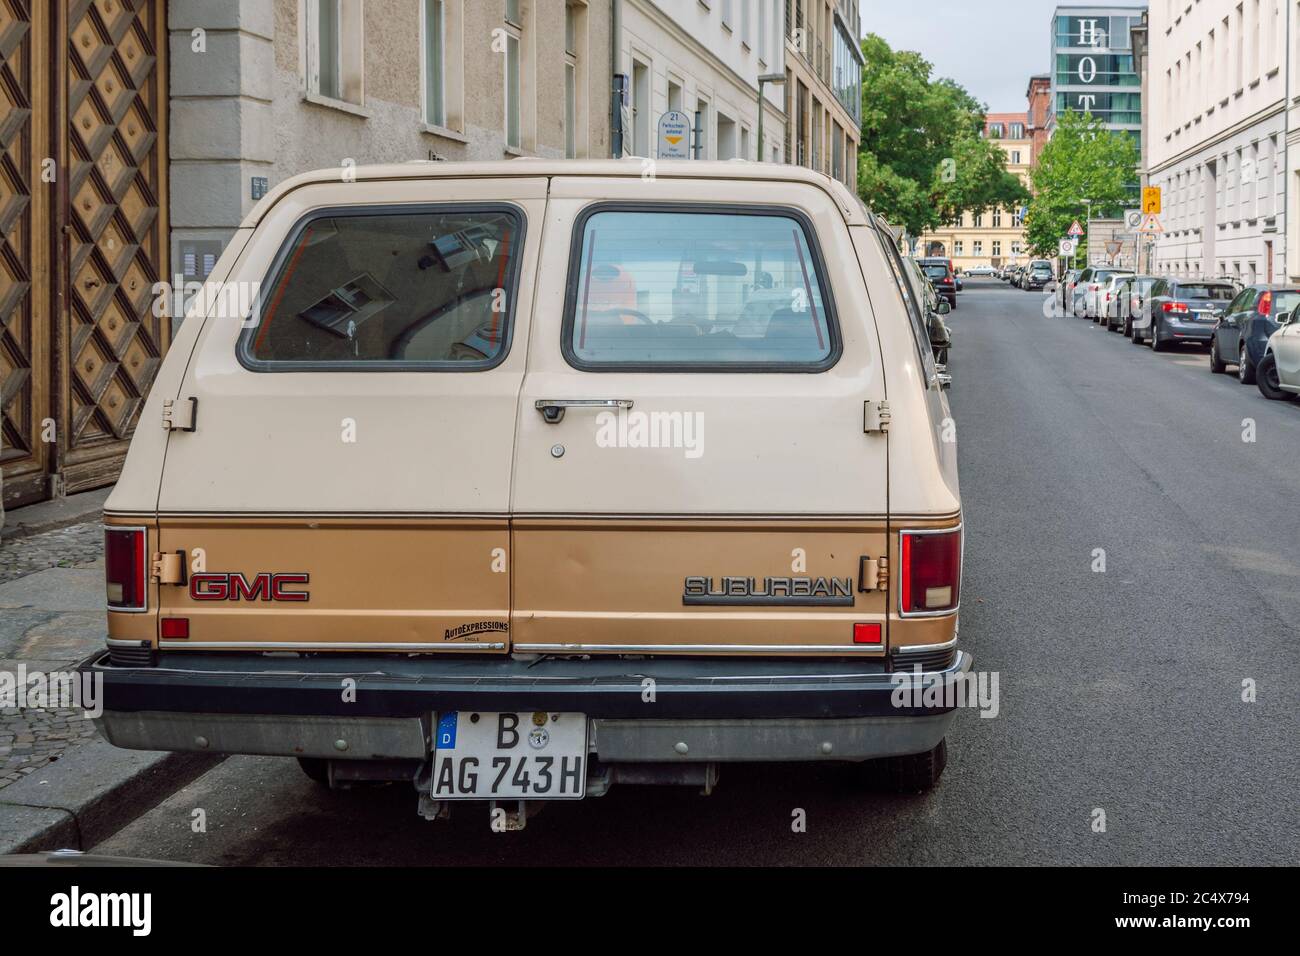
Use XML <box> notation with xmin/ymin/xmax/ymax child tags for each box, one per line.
<box><xmin>1050</xmin><ymin>5</ymin><xmax>1146</xmax><ymax>208</ymax></box>
<box><xmin>1050</xmin><ymin>6</ymin><xmax>1145</xmax><ymax>148</ymax></box>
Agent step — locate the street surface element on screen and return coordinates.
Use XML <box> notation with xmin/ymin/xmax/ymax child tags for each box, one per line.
<box><xmin>91</xmin><ymin>279</ymin><xmax>1300</xmax><ymax>865</ymax></box>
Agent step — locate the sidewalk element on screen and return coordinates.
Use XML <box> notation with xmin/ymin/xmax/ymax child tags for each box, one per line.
<box><xmin>0</xmin><ymin>491</ymin><xmax>111</xmax><ymax>789</ymax></box>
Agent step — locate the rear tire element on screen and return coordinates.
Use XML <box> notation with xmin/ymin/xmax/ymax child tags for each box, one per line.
<box><xmin>1209</xmin><ymin>338</ymin><xmax>1226</xmax><ymax>373</ymax></box>
<box><xmin>1256</xmin><ymin>354</ymin><xmax>1291</xmax><ymax>400</ymax></box>
<box><xmin>1151</xmin><ymin>319</ymin><xmax>1166</xmax><ymax>351</ymax></box>
<box><xmin>1239</xmin><ymin>344</ymin><xmax>1257</xmax><ymax>384</ymax></box>
<box><xmin>854</xmin><ymin>739</ymin><xmax>948</xmax><ymax>793</ymax></box>
<box><xmin>297</xmin><ymin>757</ymin><xmax>331</xmax><ymax>786</ymax></box>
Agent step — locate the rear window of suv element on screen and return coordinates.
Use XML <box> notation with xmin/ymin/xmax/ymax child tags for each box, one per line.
<box><xmin>1177</xmin><ymin>284</ymin><xmax>1235</xmax><ymax>300</ymax></box>
<box><xmin>241</xmin><ymin>205</ymin><xmax>524</xmax><ymax>370</ymax></box>
<box><xmin>564</xmin><ymin>206</ymin><xmax>839</xmax><ymax>370</ymax></box>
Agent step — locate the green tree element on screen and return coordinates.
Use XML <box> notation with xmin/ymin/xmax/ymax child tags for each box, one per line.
<box><xmin>857</xmin><ymin>34</ymin><xmax>1029</xmax><ymax>238</ymax></box>
<box><xmin>1024</xmin><ymin>110</ymin><xmax>1139</xmax><ymax>260</ymax></box>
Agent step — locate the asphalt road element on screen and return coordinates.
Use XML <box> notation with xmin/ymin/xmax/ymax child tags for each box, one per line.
<box><xmin>91</xmin><ymin>279</ymin><xmax>1300</xmax><ymax>865</ymax></box>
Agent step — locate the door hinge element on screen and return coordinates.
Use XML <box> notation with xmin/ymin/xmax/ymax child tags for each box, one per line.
<box><xmin>858</xmin><ymin>555</ymin><xmax>889</xmax><ymax>592</ymax></box>
<box><xmin>162</xmin><ymin>396</ymin><xmax>198</xmax><ymax>432</ymax></box>
<box><xmin>864</xmin><ymin>400</ymin><xmax>891</xmax><ymax>434</ymax></box>
<box><xmin>150</xmin><ymin>551</ymin><xmax>187</xmax><ymax>585</ymax></box>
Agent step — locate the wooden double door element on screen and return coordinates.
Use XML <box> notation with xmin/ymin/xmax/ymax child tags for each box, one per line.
<box><xmin>0</xmin><ymin>0</ymin><xmax>168</xmax><ymax>509</ymax></box>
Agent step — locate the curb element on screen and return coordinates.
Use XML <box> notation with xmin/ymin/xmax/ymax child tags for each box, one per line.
<box><xmin>0</xmin><ymin>488</ymin><xmax>111</xmax><ymax>543</ymax></box>
<box><xmin>0</xmin><ymin>737</ymin><xmax>222</xmax><ymax>854</ymax></box>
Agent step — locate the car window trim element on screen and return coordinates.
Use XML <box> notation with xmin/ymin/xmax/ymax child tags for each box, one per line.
<box><xmin>559</xmin><ymin>202</ymin><xmax>843</xmax><ymax>374</ymax></box>
<box><xmin>236</xmin><ymin>202</ymin><xmax>528</xmax><ymax>373</ymax></box>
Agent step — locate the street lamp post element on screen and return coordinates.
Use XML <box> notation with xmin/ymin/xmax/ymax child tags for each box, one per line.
<box><xmin>756</xmin><ymin>73</ymin><xmax>785</xmax><ymax>162</ymax></box>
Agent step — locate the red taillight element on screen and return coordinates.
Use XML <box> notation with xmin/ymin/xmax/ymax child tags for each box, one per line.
<box><xmin>1258</xmin><ymin>292</ymin><xmax>1272</xmax><ymax>316</ymax></box>
<box><xmin>105</xmin><ymin>527</ymin><xmax>146</xmax><ymax>611</ymax></box>
<box><xmin>1105</xmin><ymin>293</ymin><xmax>1112</xmax><ymax>302</ymax></box>
<box><xmin>899</xmin><ymin>528</ymin><xmax>962</xmax><ymax>615</ymax></box>
<box><xmin>1089</xmin><ymin>283</ymin><xmax>1100</xmax><ymax>291</ymax></box>
<box><xmin>1162</xmin><ymin>301</ymin><xmax>1188</xmax><ymax>314</ymax></box>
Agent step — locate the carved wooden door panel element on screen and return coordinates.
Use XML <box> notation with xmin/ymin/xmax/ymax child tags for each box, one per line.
<box><xmin>0</xmin><ymin>1</ymin><xmax>48</xmax><ymax>509</ymax></box>
<box><xmin>61</xmin><ymin>0</ymin><xmax>168</xmax><ymax>494</ymax></box>
<box><xmin>0</xmin><ymin>0</ymin><xmax>167</xmax><ymax>508</ymax></box>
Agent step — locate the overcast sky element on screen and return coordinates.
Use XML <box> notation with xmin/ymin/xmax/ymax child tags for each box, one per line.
<box><xmin>862</xmin><ymin>0</ymin><xmax>1067</xmax><ymax>113</ymax></box>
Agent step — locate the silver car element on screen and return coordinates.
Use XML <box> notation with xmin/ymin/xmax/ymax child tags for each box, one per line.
<box><xmin>1073</xmin><ymin>267</ymin><xmax>1134</xmax><ymax>319</ymax></box>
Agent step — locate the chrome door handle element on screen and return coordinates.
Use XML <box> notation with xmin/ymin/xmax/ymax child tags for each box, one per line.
<box><xmin>535</xmin><ymin>399</ymin><xmax>633</xmax><ymax>424</ymax></box>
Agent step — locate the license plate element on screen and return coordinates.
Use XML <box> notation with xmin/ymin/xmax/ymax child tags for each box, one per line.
<box><xmin>431</xmin><ymin>711</ymin><xmax>587</xmax><ymax>800</ymax></box>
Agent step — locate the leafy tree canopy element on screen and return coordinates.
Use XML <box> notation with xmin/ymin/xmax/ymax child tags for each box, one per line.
<box><xmin>1024</xmin><ymin>110</ymin><xmax>1139</xmax><ymax>259</ymax></box>
<box><xmin>857</xmin><ymin>33</ymin><xmax>1029</xmax><ymax>237</ymax></box>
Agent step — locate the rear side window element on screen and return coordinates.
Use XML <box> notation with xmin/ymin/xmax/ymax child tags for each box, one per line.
<box><xmin>240</xmin><ymin>205</ymin><xmax>524</xmax><ymax>370</ymax></box>
<box><xmin>564</xmin><ymin>205</ymin><xmax>839</xmax><ymax>370</ymax></box>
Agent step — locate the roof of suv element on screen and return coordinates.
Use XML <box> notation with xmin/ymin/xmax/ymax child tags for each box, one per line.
<box><xmin>241</xmin><ymin>158</ymin><xmax>868</xmax><ymax>228</ymax></box>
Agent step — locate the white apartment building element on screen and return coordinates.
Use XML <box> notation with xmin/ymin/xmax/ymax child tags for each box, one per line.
<box><xmin>1146</xmin><ymin>0</ymin><xmax>1288</xmax><ymax>283</ymax></box>
<box><xmin>620</xmin><ymin>0</ymin><xmax>787</xmax><ymax>163</ymax></box>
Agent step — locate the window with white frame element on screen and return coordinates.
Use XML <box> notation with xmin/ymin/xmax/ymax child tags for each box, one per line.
<box><xmin>973</xmin><ymin>240</ymin><xmax>983</xmax><ymax>256</ymax></box>
<box><xmin>992</xmin><ymin>208</ymin><xmax>1002</xmax><ymax>227</ymax></box>
<box><xmin>1012</xmin><ymin>207</ymin><xmax>1024</xmax><ymax>227</ymax></box>
<box><xmin>992</xmin><ymin>240</ymin><xmax>1001</xmax><ymax>256</ymax></box>
<box><xmin>504</xmin><ymin>0</ymin><xmax>523</xmax><ymax>149</ymax></box>
<box><xmin>306</xmin><ymin>0</ymin><xmax>364</xmax><ymax>105</ymax></box>
<box><xmin>422</xmin><ymin>0</ymin><xmax>445</xmax><ymax>127</ymax></box>
<box><xmin>954</xmin><ymin>240</ymin><xmax>963</xmax><ymax>255</ymax></box>
<box><xmin>1011</xmin><ymin>241</ymin><xmax>1021</xmax><ymax>255</ymax></box>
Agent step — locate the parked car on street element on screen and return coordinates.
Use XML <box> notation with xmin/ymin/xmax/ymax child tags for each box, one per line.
<box><xmin>83</xmin><ymin>159</ymin><xmax>970</xmax><ymax>823</ymax></box>
<box><xmin>919</xmin><ymin>257</ymin><xmax>959</xmax><ymax>307</ymax></box>
<box><xmin>1072</xmin><ymin>267</ymin><xmax>1134</xmax><ymax>319</ymax></box>
<box><xmin>1256</xmin><ymin>315</ymin><xmax>1300</xmax><ymax>400</ymax></box>
<box><xmin>1060</xmin><ymin>269</ymin><xmax>1081</xmax><ymax>313</ymax></box>
<box><xmin>965</xmin><ymin>265</ymin><xmax>997</xmax><ymax>277</ymax></box>
<box><xmin>1208</xmin><ymin>284</ymin><xmax>1300</xmax><ymax>383</ymax></box>
<box><xmin>1022</xmin><ymin>260</ymin><xmax>1055</xmax><ymax>290</ymax></box>
<box><xmin>1109</xmin><ymin>275</ymin><xmax>1157</xmax><ymax>333</ymax></box>
<box><xmin>1137</xmin><ymin>277</ymin><xmax>1236</xmax><ymax>350</ymax></box>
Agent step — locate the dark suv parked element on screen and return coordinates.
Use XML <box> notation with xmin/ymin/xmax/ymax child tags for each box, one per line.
<box><xmin>1022</xmin><ymin>260</ymin><xmax>1055</xmax><ymax>290</ymax></box>
<box><xmin>1209</xmin><ymin>284</ymin><xmax>1300</xmax><ymax>383</ymax></box>
<box><xmin>1142</xmin><ymin>278</ymin><xmax>1236</xmax><ymax>351</ymax></box>
<box><xmin>918</xmin><ymin>258</ymin><xmax>958</xmax><ymax>308</ymax></box>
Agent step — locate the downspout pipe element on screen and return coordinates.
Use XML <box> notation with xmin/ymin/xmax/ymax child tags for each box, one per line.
<box><xmin>610</xmin><ymin>0</ymin><xmax>622</xmax><ymax>157</ymax></box>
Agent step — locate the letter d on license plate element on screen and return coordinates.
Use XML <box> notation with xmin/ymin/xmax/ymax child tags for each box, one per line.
<box><xmin>431</xmin><ymin>712</ymin><xmax>588</xmax><ymax>800</ymax></box>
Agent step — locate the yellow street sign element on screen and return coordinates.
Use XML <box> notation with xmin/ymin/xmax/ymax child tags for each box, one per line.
<box><xmin>1142</xmin><ymin>186</ymin><xmax>1161</xmax><ymax>215</ymax></box>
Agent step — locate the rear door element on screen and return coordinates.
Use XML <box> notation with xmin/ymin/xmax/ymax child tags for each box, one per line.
<box><xmin>510</xmin><ymin>176</ymin><xmax>890</xmax><ymax>656</ymax></box>
<box><xmin>153</xmin><ymin>177</ymin><xmax>548</xmax><ymax>652</ymax></box>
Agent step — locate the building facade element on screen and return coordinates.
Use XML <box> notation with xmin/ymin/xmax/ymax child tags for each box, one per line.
<box><xmin>918</xmin><ymin>115</ymin><xmax>1033</xmax><ymax>271</ymax></box>
<box><xmin>619</xmin><ymin>0</ymin><xmax>786</xmax><ymax>163</ymax></box>
<box><xmin>1027</xmin><ymin>74</ymin><xmax>1053</xmax><ymax>164</ymax></box>
<box><xmin>2</xmin><ymin>0</ymin><xmax>617</xmax><ymax>521</ymax></box>
<box><xmin>1146</xmin><ymin>0</ymin><xmax>1287</xmax><ymax>282</ymax></box>
<box><xmin>782</xmin><ymin>0</ymin><xmax>863</xmax><ymax>189</ymax></box>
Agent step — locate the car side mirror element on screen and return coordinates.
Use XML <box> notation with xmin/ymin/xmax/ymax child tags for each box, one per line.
<box><xmin>936</xmin><ymin>299</ymin><xmax>951</xmax><ymax>315</ymax></box>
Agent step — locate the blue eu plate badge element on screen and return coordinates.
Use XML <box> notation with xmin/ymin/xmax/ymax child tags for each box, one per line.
<box><xmin>436</xmin><ymin>712</ymin><xmax>458</xmax><ymax>750</ymax></box>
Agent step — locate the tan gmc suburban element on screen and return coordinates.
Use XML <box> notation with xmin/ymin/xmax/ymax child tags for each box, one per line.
<box><xmin>83</xmin><ymin>159</ymin><xmax>967</xmax><ymax>828</ymax></box>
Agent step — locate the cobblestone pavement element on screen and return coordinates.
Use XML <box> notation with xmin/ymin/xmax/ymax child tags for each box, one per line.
<box><xmin>0</xmin><ymin>521</ymin><xmax>104</xmax><ymax>585</ymax></box>
<box><xmin>0</xmin><ymin>519</ymin><xmax>105</xmax><ymax>791</ymax></box>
